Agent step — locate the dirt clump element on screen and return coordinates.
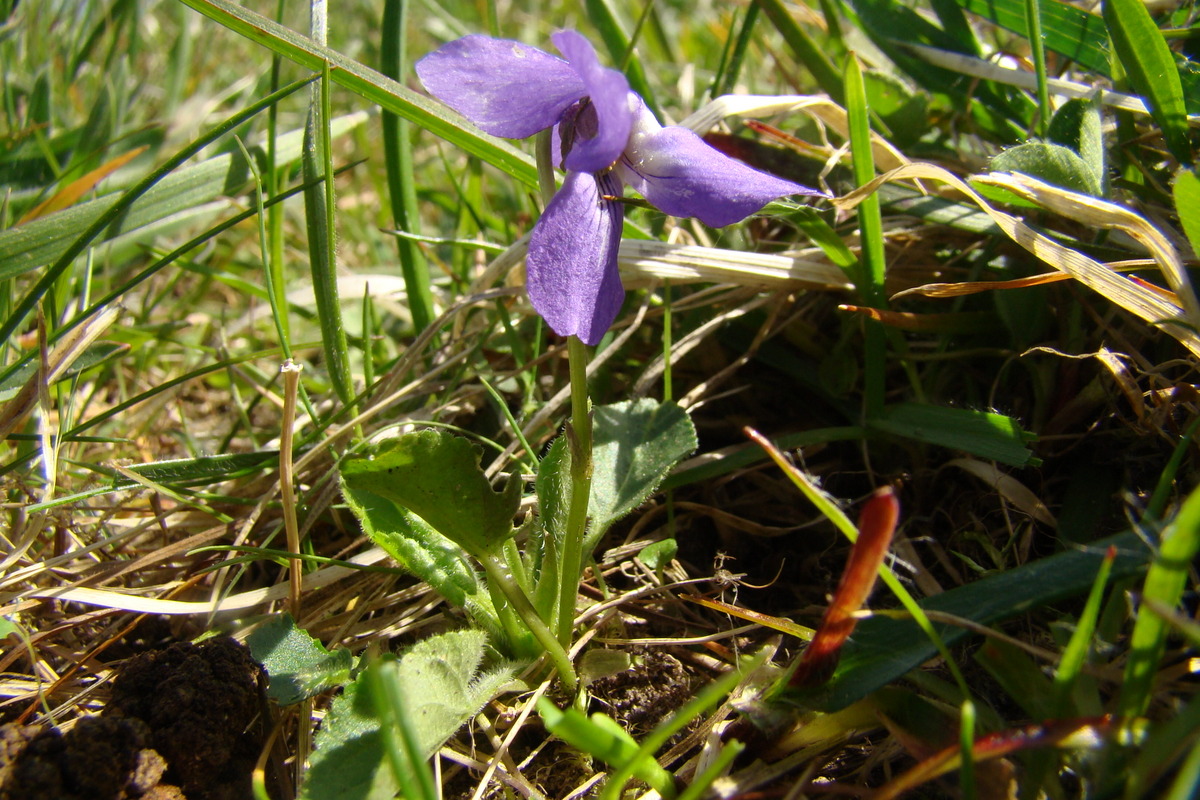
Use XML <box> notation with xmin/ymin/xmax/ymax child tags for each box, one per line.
<box><xmin>0</xmin><ymin>715</ymin><xmax>178</xmax><ymax>800</ymax></box>
<box><xmin>0</xmin><ymin>636</ymin><xmax>266</xmax><ymax>800</ymax></box>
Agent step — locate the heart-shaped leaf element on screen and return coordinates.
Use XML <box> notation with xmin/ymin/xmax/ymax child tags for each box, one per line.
<box><xmin>341</xmin><ymin>431</ymin><xmax>522</xmax><ymax>559</ymax></box>
<box><xmin>587</xmin><ymin>399</ymin><xmax>697</xmax><ymax>550</ymax></box>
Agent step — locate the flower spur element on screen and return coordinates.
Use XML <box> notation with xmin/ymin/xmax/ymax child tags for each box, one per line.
<box><xmin>417</xmin><ymin>30</ymin><xmax>825</xmax><ymax>345</ymax></box>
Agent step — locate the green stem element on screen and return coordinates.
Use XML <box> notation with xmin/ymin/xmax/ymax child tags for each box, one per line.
<box><xmin>481</xmin><ymin>555</ymin><xmax>578</xmax><ymax>694</ymax></box>
<box><xmin>1025</xmin><ymin>0</ymin><xmax>1051</xmax><ymax>136</ymax></box>
<box><xmin>556</xmin><ymin>335</ymin><xmax>594</xmax><ymax>648</ymax></box>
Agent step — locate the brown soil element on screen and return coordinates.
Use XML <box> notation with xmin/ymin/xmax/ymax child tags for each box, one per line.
<box><xmin>0</xmin><ymin>637</ymin><xmax>267</xmax><ymax>800</ymax></box>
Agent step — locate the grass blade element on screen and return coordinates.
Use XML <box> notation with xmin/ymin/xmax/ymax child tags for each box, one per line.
<box><xmin>954</xmin><ymin>0</ymin><xmax>1110</xmax><ymax>75</ymax></box>
<box><xmin>1103</xmin><ymin>0</ymin><xmax>1192</xmax><ymax>166</ymax></box>
<box><xmin>302</xmin><ymin>55</ymin><xmax>354</xmax><ymax>408</ymax></box>
<box><xmin>1120</xmin><ymin>484</ymin><xmax>1200</xmax><ymax>716</ymax></box>
<box><xmin>380</xmin><ymin>0</ymin><xmax>435</xmax><ymax>334</ymax></box>
<box><xmin>756</xmin><ymin>0</ymin><xmax>842</xmax><ymax>103</ymax></box>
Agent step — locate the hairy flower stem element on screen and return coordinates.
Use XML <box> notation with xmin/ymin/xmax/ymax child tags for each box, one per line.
<box><xmin>481</xmin><ymin>555</ymin><xmax>578</xmax><ymax>694</ymax></box>
<box><xmin>557</xmin><ymin>335</ymin><xmax>594</xmax><ymax>649</ymax></box>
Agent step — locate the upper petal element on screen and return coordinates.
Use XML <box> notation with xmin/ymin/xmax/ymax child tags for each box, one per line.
<box><xmin>615</xmin><ymin>102</ymin><xmax>826</xmax><ymax>227</ymax></box>
<box><xmin>551</xmin><ymin>31</ymin><xmax>633</xmax><ymax>173</ymax></box>
<box><xmin>416</xmin><ymin>35</ymin><xmax>586</xmax><ymax>139</ymax></box>
<box><xmin>527</xmin><ymin>171</ymin><xmax>625</xmax><ymax>345</ymax></box>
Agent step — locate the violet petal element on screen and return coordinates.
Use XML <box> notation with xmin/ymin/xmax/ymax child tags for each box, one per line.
<box><xmin>415</xmin><ymin>35</ymin><xmax>585</xmax><ymax>139</ymax></box>
<box><xmin>527</xmin><ymin>171</ymin><xmax>625</xmax><ymax>345</ymax></box>
<box><xmin>551</xmin><ymin>30</ymin><xmax>633</xmax><ymax>174</ymax></box>
<box><xmin>616</xmin><ymin>103</ymin><xmax>825</xmax><ymax>227</ymax></box>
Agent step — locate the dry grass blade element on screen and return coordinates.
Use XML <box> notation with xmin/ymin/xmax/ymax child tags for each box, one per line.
<box><xmin>892</xmin><ymin>271</ymin><xmax>1073</xmax><ymax>299</ymax></box>
<box><xmin>977</xmin><ymin>171</ymin><xmax>1200</xmax><ymax>328</ymax></box>
<box><xmin>17</xmin><ymin>147</ymin><xmax>148</xmax><ymax>225</ymax></box>
<box><xmin>8</xmin><ymin>548</ymin><xmax>390</xmax><ymax>616</ymax></box>
<box><xmin>832</xmin><ymin>163</ymin><xmax>1200</xmax><ymax>358</ymax></box>
<box><xmin>946</xmin><ymin>458</ymin><xmax>1057</xmax><ymax>528</ymax></box>
<box><xmin>619</xmin><ymin>240</ymin><xmax>849</xmax><ymax>291</ymax></box>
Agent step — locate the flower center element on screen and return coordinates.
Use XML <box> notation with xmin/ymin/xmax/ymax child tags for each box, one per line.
<box><xmin>557</xmin><ymin>98</ymin><xmax>603</xmax><ymax>169</ymax></box>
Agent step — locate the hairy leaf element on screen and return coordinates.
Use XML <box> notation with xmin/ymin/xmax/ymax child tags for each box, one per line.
<box><xmin>302</xmin><ymin>630</ymin><xmax>516</xmax><ymax>800</ymax></box>
<box><xmin>246</xmin><ymin>615</ymin><xmax>352</xmax><ymax>706</ymax></box>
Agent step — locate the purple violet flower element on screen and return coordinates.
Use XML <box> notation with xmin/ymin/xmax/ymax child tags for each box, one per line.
<box><xmin>417</xmin><ymin>30</ymin><xmax>824</xmax><ymax>345</ymax></box>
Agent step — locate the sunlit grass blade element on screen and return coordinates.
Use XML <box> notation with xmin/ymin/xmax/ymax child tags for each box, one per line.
<box><xmin>1023</xmin><ymin>544</ymin><xmax>1118</xmax><ymax>793</ymax></box>
<box><xmin>1103</xmin><ymin>0</ymin><xmax>1192</xmax><ymax>166</ymax></box>
<box><xmin>844</xmin><ymin>53</ymin><xmax>887</xmax><ymax>418</ymax></box>
<box><xmin>176</xmin><ymin>0</ymin><xmax>536</xmax><ymax>187</ymax></box>
<box><xmin>596</xmin><ymin>649</ymin><xmax>769</xmax><ymax>800</ymax></box>
<box><xmin>744</xmin><ymin>427</ymin><xmax>972</xmax><ymax>705</ymax></box>
<box><xmin>0</xmin><ymin>110</ymin><xmax>363</xmax><ymax>283</ymax></box>
<box><xmin>1173</xmin><ymin>169</ymin><xmax>1200</xmax><ymax>258</ymax></box>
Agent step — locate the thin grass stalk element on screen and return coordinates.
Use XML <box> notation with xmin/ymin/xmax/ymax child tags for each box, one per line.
<box><xmin>1025</xmin><ymin>0</ymin><xmax>1051</xmax><ymax>135</ymax></box>
<box><xmin>746</xmin><ymin>428</ymin><xmax>976</xmax><ymax>699</ymax></box>
<box><xmin>235</xmin><ymin>136</ymin><xmax>292</xmax><ymax>357</ymax></box>
<box><xmin>718</xmin><ymin>1</ymin><xmax>760</xmax><ymax>97</ymax></box>
<box><xmin>598</xmin><ymin>650</ymin><xmax>767</xmax><ymax>799</ymax></box>
<box><xmin>280</xmin><ymin>360</ymin><xmax>303</xmax><ymax>617</ymax></box>
<box><xmin>1025</xmin><ymin>544</ymin><xmax>1117</xmax><ymax>791</ymax></box>
<box><xmin>585</xmin><ymin>0</ymin><xmax>662</xmax><ymax>121</ymax></box>
<box><xmin>844</xmin><ymin>53</ymin><xmax>887</xmax><ymax>418</ymax></box>
<box><xmin>709</xmin><ymin>12</ymin><xmax>738</xmax><ymax>102</ymax></box>
<box><xmin>367</xmin><ymin>662</ymin><xmax>439</xmax><ymax>800</ymax></box>
<box><xmin>381</xmin><ymin>0</ymin><xmax>435</xmax><ymax>334</ymax></box>
<box><xmin>620</xmin><ymin>0</ymin><xmax>658</xmax><ymax>72</ymax></box>
<box><xmin>360</xmin><ymin>286</ymin><xmax>375</xmax><ymax>401</ymax></box>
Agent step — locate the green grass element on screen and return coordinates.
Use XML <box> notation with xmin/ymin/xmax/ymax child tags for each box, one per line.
<box><xmin>2</xmin><ymin>0</ymin><xmax>1198</xmax><ymax>797</ymax></box>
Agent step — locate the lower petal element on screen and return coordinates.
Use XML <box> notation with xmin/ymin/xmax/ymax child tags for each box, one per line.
<box><xmin>617</xmin><ymin>113</ymin><xmax>826</xmax><ymax>227</ymax></box>
<box><xmin>527</xmin><ymin>172</ymin><xmax>625</xmax><ymax>346</ymax></box>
